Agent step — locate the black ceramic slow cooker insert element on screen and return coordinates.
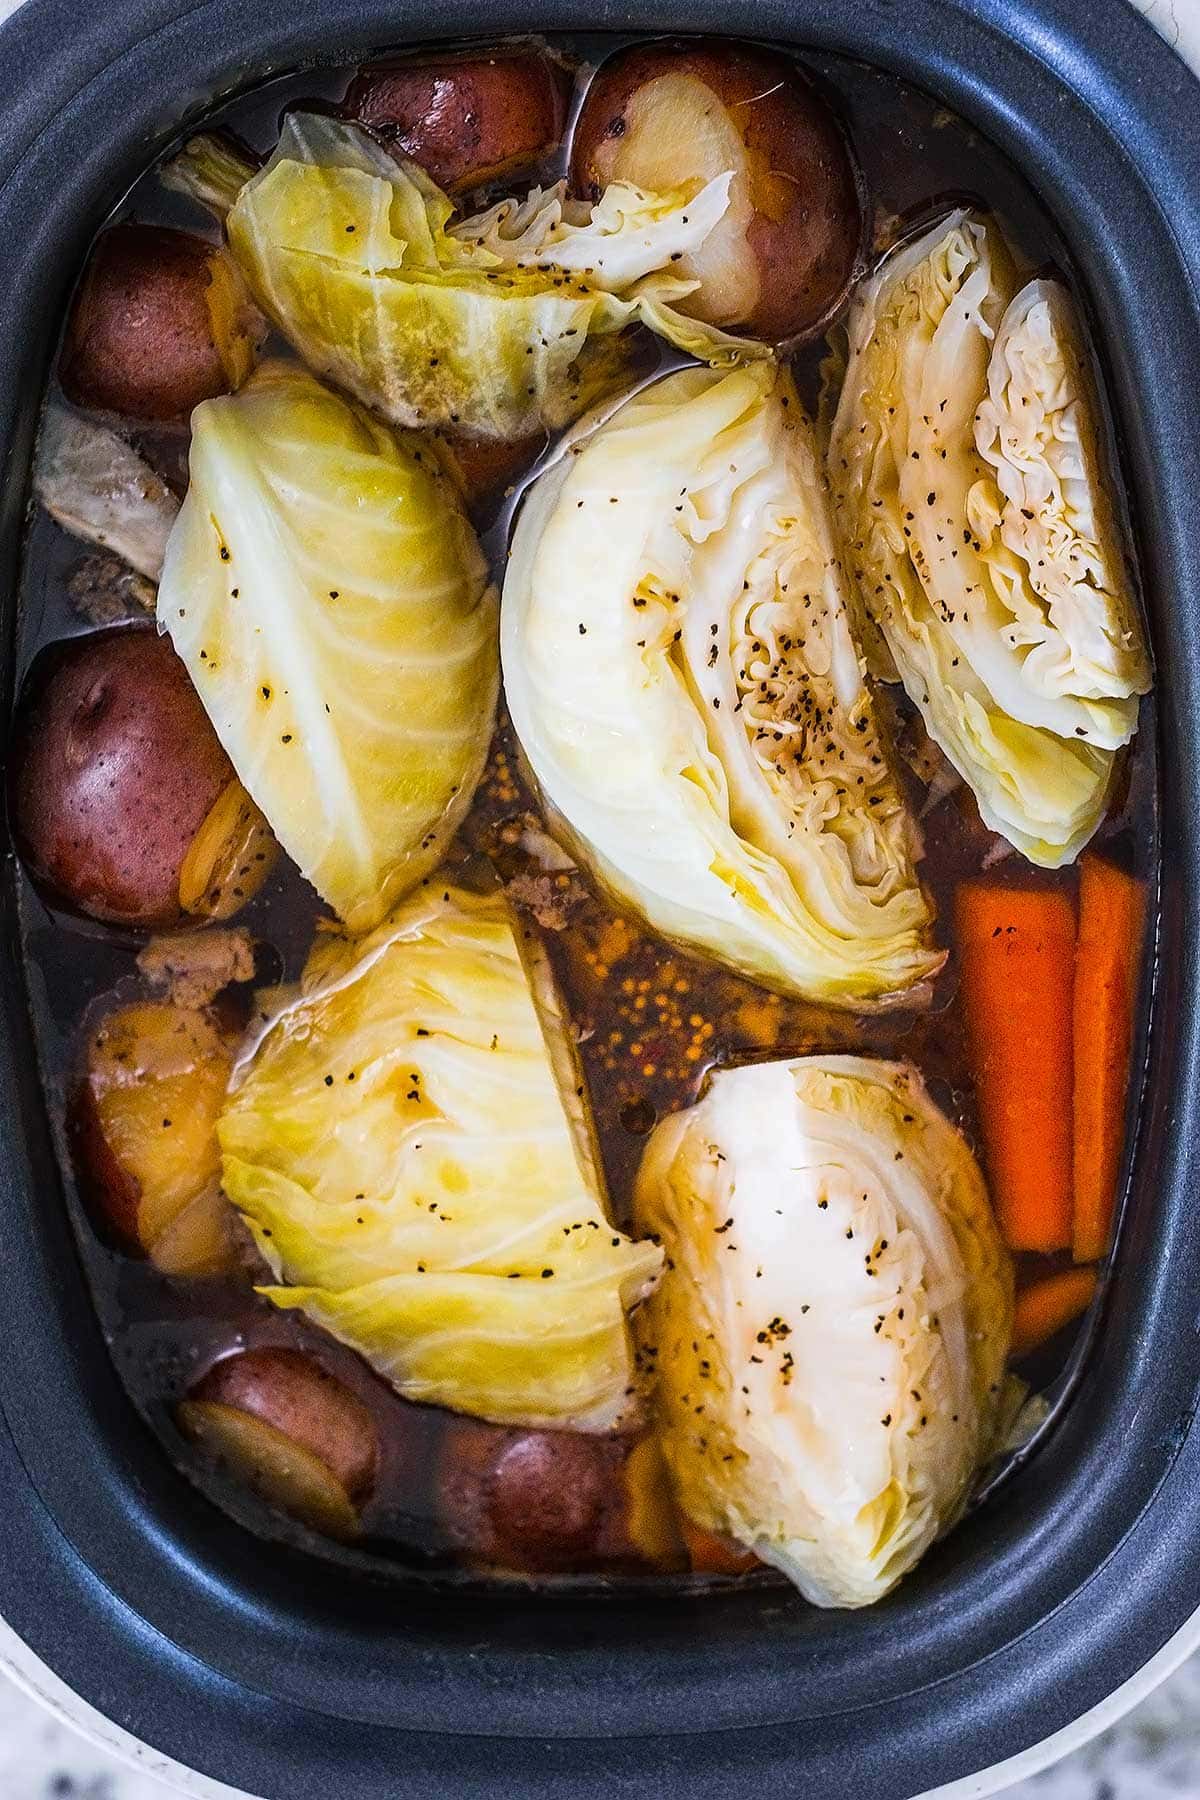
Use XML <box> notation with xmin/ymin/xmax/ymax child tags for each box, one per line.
<box><xmin>1</xmin><ymin>2</ymin><xmax>1199</xmax><ymax>1795</ymax></box>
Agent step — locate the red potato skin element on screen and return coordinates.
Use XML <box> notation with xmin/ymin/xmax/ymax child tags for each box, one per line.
<box><xmin>570</xmin><ymin>39</ymin><xmax>865</xmax><ymax>342</ymax></box>
<box><xmin>9</xmin><ymin>625</ymin><xmax>236</xmax><ymax>928</ymax></box>
<box><xmin>346</xmin><ymin>46</ymin><xmax>571</xmax><ymax>193</ymax></box>
<box><xmin>436</xmin><ymin>1417</ymin><xmax>632</xmax><ymax>1572</ymax></box>
<box><xmin>61</xmin><ymin>224</ymin><xmax>243</xmax><ymax>423</ymax></box>
<box><xmin>194</xmin><ymin>1348</ymin><xmax>380</xmax><ymax>1502</ymax></box>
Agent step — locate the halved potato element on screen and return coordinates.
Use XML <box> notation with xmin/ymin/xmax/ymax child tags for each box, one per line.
<box><xmin>10</xmin><ymin>627</ymin><xmax>276</xmax><ymax>929</ymax></box>
<box><xmin>193</xmin><ymin>1348</ymin><xmax>379</xmax><ymax>1491</ymax></box>
<box><xmin>179</xmin><ymin>1400</ymin><xmax>360</xmax><ymax>1540</ymax></box>
<box><xmin>71</xmin><ymin>998</ymin><xmax>239</xmax><ymax>1273</ymax></box>
<box><xmin>571</xmin><ymin>39</ymin><xmax>865</xmax><ymax>341</ymax></box>
<box><xmin>61</xmin><ymin>223</ymin><xmax>262</xmax><ymax>422</ymax></box>
<box><xmin>180</xmin><ymin>1347</ymin><xmax>380</xmax><ymax>1540</ymax></box>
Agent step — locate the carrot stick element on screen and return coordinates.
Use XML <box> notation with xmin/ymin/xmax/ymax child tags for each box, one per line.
<box><xmin>1011</xmin><ymin>1267</ymin><xmax>1098</xmax><ymax>1358</ymax></box>
<box><xmin>1073</xmin><ymin>855</ymin><xmax>1146</xmax><ymax>1263</ymax></box>
<box><xmin>681</xmin><ymin>1518</ymin><xmax>759</xmax><ymax>1577</ymax></box>
<box><xmin>955</xmin><ymin>881</ymin><xmax>1076</xmax><ymax>1253</ymax></box>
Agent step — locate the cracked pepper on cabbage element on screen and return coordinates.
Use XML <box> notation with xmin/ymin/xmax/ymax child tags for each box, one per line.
<box><xmin>502</xmin><ymin>361</ymin><xmax>941</xmax><ymax>1007</ymax></box>
<box><xmin>828</xmin><ymin>209</ymin><xmax>1150</xmax><ymax>867</ymax></box>
<box><xmin>158</xmin><ymin>360</ymin><xmax>498</xmax><ymax>934</ymax></box>
<box><xmin>220</xmin><ymin>882</ymin><xmax>663</xmax><ymax>1431</ymax></box>
<box><xmin>164</xmin><ymin>112</ymin><xmax>768</xmax><ymax>440</ymax></box>
<box><xmin>633</xmin><ymin>1056</ymin><xmax>1014</xmax><ymax>1607</ymax></box>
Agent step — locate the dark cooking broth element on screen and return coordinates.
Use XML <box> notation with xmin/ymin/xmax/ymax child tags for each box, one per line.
<box><xmin>13</xmin><ymin>34</ymin><xmax>1158</xmax><ymax>1588</ymax></box>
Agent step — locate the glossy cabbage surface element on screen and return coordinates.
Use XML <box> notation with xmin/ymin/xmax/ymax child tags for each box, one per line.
<box><xmin>218</xmin><ymin>113</ymin><xmax>766</xmax><ymax>439</ymax></box>
<box><xmin>634</xmin><ymin>1055</ymin><xmax>1013</xmax><ymax>1607</ymax></box>
<box><xmin>158</xmin><ymin>361</ymin><xmax>498</xmax><ymax>932</ymax></box>
<box><xmin>220</xmin><ymin>883</ymin><xmax>663</xmax><ymax>1430</ymax></box>
<box><xmin>502</xmin><ymin>362</ymin><xmax>940</xmax><ymax>1006</ymax></box>
<box><xmin>828</xmin><ymin>211</ymin><xmax>1150</xmax><ymax>866</ymax></box>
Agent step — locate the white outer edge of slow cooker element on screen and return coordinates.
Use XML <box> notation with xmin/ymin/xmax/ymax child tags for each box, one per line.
<box><xmin>0</xmin><ymin>4</ymin><xmax>1195</xmax><ymax>1798</ymax></box>
<box><xmin>0</xmin><ymin>1613</ymin><xmax>249</xmax><ymax>1799</ymax></box>
<box><xmin>6</xmin><ymin>1598</ymin><xmax>1200</xmax><ymax>1800</ymax></box>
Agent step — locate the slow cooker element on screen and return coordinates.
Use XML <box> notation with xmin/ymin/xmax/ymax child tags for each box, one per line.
<box><xmin>2</xmin><ymin>1</ymin><xmax>1199</xmax><ymax>1795</ymax></box>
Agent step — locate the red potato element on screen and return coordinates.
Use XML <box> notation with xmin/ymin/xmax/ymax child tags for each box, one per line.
<box><xmin>570</xmin><ymin>39</ymin><xmax>866</xmax><ymax>342</ymax></box>
<box><xmin>9</xmin><ymin>626</ymin><xmax>275</xmax><ymax>928</ymax></box>
<box><xmin>70</xmin><ymin>998</ymin><xmax>240</xmax><ymax>1274</ymax></box>
<box><xmin>345</xmin><ymin>45</ymin><xmax>571</xmax><ymax>193</ymax></box>
<box><xmin>175</xmin><ymin>776</ymin><xmax>278</xmax><ymax>925</ymax></box>
<box><xmin>180</xmin><ymin>1348</ymin><xmax>380</xmax><ymax>1540</ymax></box>
<box><xmin>61</xmin><ymin>223</ymin><xmax>262</xmax><ymax>423</ymax></box>
<box><xmin>192</xmin><ymin>1349</ymin><xmax>379</xmax><ymax>1499</ymax></box>
<box><xmin>436</xmin><ymin>1417</ymin><xmax>685</xmax><ymax>1573</ymax></box>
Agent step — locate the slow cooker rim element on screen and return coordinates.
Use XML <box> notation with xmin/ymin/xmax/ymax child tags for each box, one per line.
<box><xmin>11</xmin><ymin>1583</ymin><xmax>1200</xmax><ymax>1800</ymax></box>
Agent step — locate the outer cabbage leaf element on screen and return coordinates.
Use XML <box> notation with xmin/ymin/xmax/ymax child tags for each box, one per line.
<box><xmin>829</xmin><ymin>211</ymin><xmax>1149</xmax><ymax>867</ymax></box>
<box><xmin>158</xmin><ymin>361</ymin><xmax>498</xmax><ymax>933</ymax></box>
<box><xmin>211</xmin><ymin>113</ymin><xmax>766</xmax><ymax>439</ymax></box>
<box><xmin>633</xmin><ymin>1056</ymin><xmax>1013</xmax><ymax>1607</ymax></box>
<box><xmin>502</xmin><ymin>362</ymin><xmax>941</xmax><ymax>1007</ymax></box>
<box><xmin>221</xmin><ymin>882</ymin><xmax>663</xmax><ymax>1430</ymax></box>
<box><xmin>35</xmin><ymin>405</ymin><xmax>179</xmax><ymax>582</ymax></box>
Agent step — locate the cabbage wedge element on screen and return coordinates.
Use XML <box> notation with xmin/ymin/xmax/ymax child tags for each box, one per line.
<box><xmin>158</xmin><ymin>361</ymin><xmax>498</xmax><ymax>933</ymax></box>
<box><xmin>829</xmin><ymin>210</ymin><xmax>1150</xmax><ymax>866</ymax></box>
<box><xmin>502</xmin><ymin>363</ymin><xmax>941</xmax><ymax>1007</ymax></box>
<box><xmin>221</xmin><ymin>882</ymin><xmax>663</xmax><ymax>1430</ymax></box>
<box><xmin>167</xmin><ymin>114</ymin><xmax>766</xmax><ymax>440</ymax></box>
<box><xmin>634</xmin><ymin>1056</ymin><xmax>1013</xmax><ymax>1607</ymax></box>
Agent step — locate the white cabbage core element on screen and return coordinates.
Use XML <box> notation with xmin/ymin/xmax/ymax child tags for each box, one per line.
<box><xmin>633</xmin><ymin>1056</ymin><xmax>1013</xmax><ymax>1607</ymax></box>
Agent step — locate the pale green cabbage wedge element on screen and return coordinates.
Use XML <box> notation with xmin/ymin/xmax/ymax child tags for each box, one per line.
<box><xmin>502</xmin><ymin>362</ymin><xmax>941</xmax><ymax>1008</ymax></box>
<box><xmin>829</xmin><ymin>210</ymin><xmax>1149</xmax><ymax>867</ymax></box>
<box><xmin>177</xmin><ymin>113</ymin><xmax>768</xmax><ymax>439</ymax></box>
<box><xmin>634</xmin><ymin>1056</ymin><xmax>1013</xmax><ymax>1607</ymax></box>
<box><xmin>221</xmin><ymin>882</ymin><xmax>663</xmax><ymax>1430</ymax></box>
<box><xmin>157</xmin><ymin>361</ymin><xmax>498</xmax><ymax>933</ymax></box>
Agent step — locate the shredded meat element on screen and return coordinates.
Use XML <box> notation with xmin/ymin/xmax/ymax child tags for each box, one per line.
<box><xmin>66</xmin><ymin>552</ymin><xmax>156</xmax><ymax>624</ymax></box>
<box><xmin>137</xmin><ymin>927</ymin><xmax>256</xmax><ymax>1009</ymax></box>
<box><xmin>505</xmin><ymin>870</ymin><xmax>590</xmax><ymax>932</ymax></box>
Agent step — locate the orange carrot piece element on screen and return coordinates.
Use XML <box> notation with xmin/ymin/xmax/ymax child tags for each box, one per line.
<box><xmin>681</xmin><ymin>1518</ymin><xmax>758</xmax><ymax>1577</ymax></box>
<box><xmin>1073</xmin><ymin>855</ymin><xmax>1146</xmax><ymax>1263</ymax></box>
<box><xmin>955</xmin><ymin>881</ymin><xmax>1076</xmax><ymax>1253</ymax></box>
<box><xmin>1011</xmin><ymin>1267</ymin><xmax>1098</xmax><ymax>1358</ymax></box>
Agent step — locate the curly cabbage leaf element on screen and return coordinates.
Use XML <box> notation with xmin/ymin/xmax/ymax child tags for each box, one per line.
<box><xmin>186</xmin><ymin>113</ymin><xmax>768</xmax><ymax>439</ymax></box>
<box><xmin>633</xmin><ymin>1056</ymin><xmax>1013</xmax><ymax>1607</ymax></box>
<box><xmin>502</xmin><ymin>362</ymin><xmax>941</xmax><ymax>1007</ymax></box>
<box><xmin>35</xmin><ymin>405</ymin><xmax>179</xmax><ymax>582</ymax></box>
<box><xmin>829</xmin><ymin>211</ymin><xmax>1149</xmax><ymax>867</ymax></box>
<box><xmin>973</xmin><ymin>278</ymin><xmax>1150</xmax><ymax>706</ymax></box>
<box><xmin>158</xmin><ymin>361</ymin><xmax>498</xmax><ymax>933</ymax></box>
<box><xmin>220</xmin><ymin>883</ymin><xmax>663</xmax><ymax>1430</ymax></box>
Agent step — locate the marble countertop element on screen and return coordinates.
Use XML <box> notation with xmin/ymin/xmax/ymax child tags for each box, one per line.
<box><xmin>2</xmin><ymin>0</ymin><xmax>1199</xmax><ymax>1796</ymax></box>
<box><xmin>8</xmin><ymin>1654</ymin><xmax>1200</xmax><ymax>1800</ymax></box>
